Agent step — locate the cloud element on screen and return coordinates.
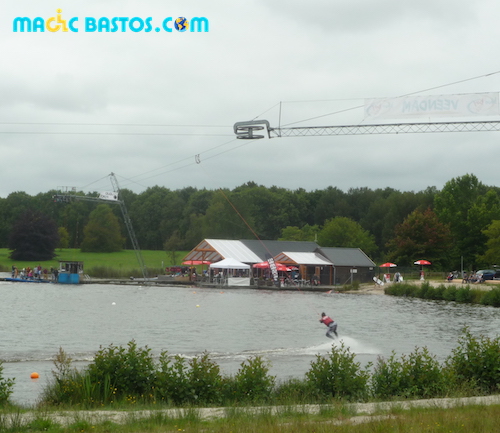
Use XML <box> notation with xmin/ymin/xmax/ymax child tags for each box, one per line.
<box><xmin>262</xmin><ymin>0</ymin><xmax>476</xmax><ymax>34</ymax></box>
<box><xmin>1</xmin><ymin>0</ymin><xmax>500</xmax><ymax>198</ymax></box>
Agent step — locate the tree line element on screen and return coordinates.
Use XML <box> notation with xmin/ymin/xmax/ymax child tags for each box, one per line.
<box><xmin>2</xmin><ymin>173</ymin><xmax>500</xmax><ymax>271</ymax></box>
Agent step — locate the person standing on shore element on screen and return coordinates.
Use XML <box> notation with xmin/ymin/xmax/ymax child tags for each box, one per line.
<box><xmin>319</xmin><ymin>312</ymin><xmax>338</xmax><ymax>339</ymax></box>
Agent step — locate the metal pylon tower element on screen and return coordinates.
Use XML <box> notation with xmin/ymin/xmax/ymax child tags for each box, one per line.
<box><xmin>53</xmin><ymin>172</ymin><xmax>149</xmax><ymax>282</ymax></box>
<box><xmin>109</xmin><ymin>173</ymin><xmax>148</xmax><ymax>281</ymax></box>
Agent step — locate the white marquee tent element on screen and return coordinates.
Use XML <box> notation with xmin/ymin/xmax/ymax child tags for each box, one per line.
<box><xmin>209</xmin><ymin>258</ymin><xmax>250</xmax><ymax>286</ymax></box>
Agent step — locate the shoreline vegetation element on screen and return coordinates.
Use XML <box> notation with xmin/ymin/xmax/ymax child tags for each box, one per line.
<box><xmin>2</xmin><ymin>329</ymin><xmax>500</xmax><ymax>432</ymax></box>
<box><xmin>0</xmin><ymin>248</ymin><xmax>455</xmax><ymax>282</ymax></box>
<box><xmin>0</xmin><ymin>248</ymin><xmax>188</xmax><ymax>280</ymax></box>
<box><xmin>384</xmin><ymin>281</ymin><xmax>500</xmax><ymax>307</ymax></box>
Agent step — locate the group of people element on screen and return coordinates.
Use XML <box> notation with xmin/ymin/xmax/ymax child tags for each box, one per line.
<box><xmin>444</xmin><ymin>271</ymin><xmax>487</xmax><ymax>284</ymax></box>
<box><xmin>11</xmin><ymin>264</ymin><xmax>59</xmax><ymax>281</ymax></box>
<box><xmin>11</xmin><ymin>264</ymin><xmax>45</xmax><ymax>280</ymax></box>
<box><xmin>461</xmin><ymin>272</ymin><xmax>484</xmax><ymax>284</ymax></box>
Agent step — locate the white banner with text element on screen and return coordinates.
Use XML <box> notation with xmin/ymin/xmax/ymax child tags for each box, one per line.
<box><xmin>364</xmin><ymin>92</ymin><xmax>499</xmax><ymax>121</ymax></box>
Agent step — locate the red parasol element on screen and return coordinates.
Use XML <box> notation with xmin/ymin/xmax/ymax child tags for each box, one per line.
<box><xmin>414</xmin><ymin>259</ymin><xmax>431</xmax><ymax>280</ymax></box>
<box><xmin>253</xmin><ymin>261</ymin><xmax>288</xmax><ymax>272</ymax></box>
<box><xmin>379</xmin><ymin>262</ymin><xmax>396</xmax><ymax>282</ymax></box>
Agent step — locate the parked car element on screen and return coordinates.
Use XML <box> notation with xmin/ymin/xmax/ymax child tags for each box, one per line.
<box><xmin>475</xmin><ymin>269</ymin><xmax>496</xmax><ymax>280</ymax></box>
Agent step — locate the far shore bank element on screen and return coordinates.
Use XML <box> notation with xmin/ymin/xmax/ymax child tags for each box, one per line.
<box><xmin>351</xmin><ymin>277</ymin><xmax>500</xmax><ymax>295</ymax></box>
<box><xmin>3</xmin><ymin>272</ymin><xmax>499</xmax><ymax>295</ymax></box>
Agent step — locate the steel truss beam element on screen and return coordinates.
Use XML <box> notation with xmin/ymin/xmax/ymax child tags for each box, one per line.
<box><xmin>233</xmin><ymin>120</ymin><xmax>500</xmax><ymax>139</ymax></box>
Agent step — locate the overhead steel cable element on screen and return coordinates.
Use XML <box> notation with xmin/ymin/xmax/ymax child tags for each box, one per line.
<box><xmin>281</xmin><ymin>69</ymin><xmax>500</xmax><ymax>127</ymax></box>
<box><xmin>0</xmin><ymin>131</ymin><xmax>231</xmax><ymax>136</ymax></box>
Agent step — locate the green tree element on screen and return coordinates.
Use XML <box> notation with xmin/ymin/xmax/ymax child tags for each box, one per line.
<box><xmin>181</xmin><ymin>189</ymin><xmax>215</xmax><ymax>249</ymax></box>
<box><xmin>0</xmin><ymin>191</ymin><xmax>33</xmax><ymax>247</ymax></box>
<box><xmin>231</xmin><ymin>184</ymin><xmax>284</xmax><ymax>239</ymax></box>
<box><xmin>164</xmin><ymin>230</ymin><xmax>183</xmax><ymax>265</ymax></box>
<box><xmin>58</xmin><ymin>227</ymin><xmax>70</xmax><ymax>249</ymax></box>
<box><xmin>184</xmin><ymin>213</ymin><xmax>205</xmax><ymax>249</ymax></box>
<box><xmin>386</xmin><ymin>208</ymin><xmax>453</xmax><ymax>268</ymax></box>
<box><xmin>317</xmin><ymin>217</ymin><xmax>377</xmax><ymax>256</ymax></box>
<box><xmin>361</xmin><ymin>187</ymin><xmax>436</xmax><ymax>258</ymax></box>
<box><xmin>434</xmin><ymin>174</ymin><xmax>500</xmax><ymax>268</ymax></box>
<box><xmin>57</xmin><ymin>197</ymin><xmax>95</xmax><ymax>248</ymax></box>
<box><xmin>130</xmin><ymin>186</ymin><xmax>188</xmax><ymax>250</ymax></box>
<box><xmin>8</xmin><ymin>209</ymin><xmax>59</xmax><ymax>261</ymax></box>
<box><xmin>201</xmin><ymin>192</ymin><xmax>255</xmax><ymax>239</ymax></box>
<box><xmin>0</xmin><ymin>197</ymin><xmax>8</xmax><ymax>248</ymax></box>
<box><xmin>80</xmin><ymin>204</ymin><xmax>124</xmax><ymax>252</ymax></box>
<box><xmin>313</xmin><ymin>186</ymin><xmax>349</xmax><ymax>225</ymax></box>
<box><xmin>465</xmin><ymin>190</ymin><xmax>500</xmax><ymax>266</ymax></box>
<box><xmin>279</xmin><ymin>224</ymin><xmax>319</xmax><ymax>241</ymax></box>
<box><xmin>345</xmin><ymin>187</ymin><xmax>379</xmax><ymax>222</ymax></box>
<box><xmin>130</xmin><ymin>186</ymin><xmax>171</xmax><ymax>250</ymax></box>
<box><xmin>479</xmin><ymin>220</ymin><xmax>500</xmax><ymax>266</ymax></box>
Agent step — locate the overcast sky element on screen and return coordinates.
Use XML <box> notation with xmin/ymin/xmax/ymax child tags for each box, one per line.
<box><xmin>2</xmin><ymin>0</ymin><xmax>500</xmax><ymax>198</ymax></box>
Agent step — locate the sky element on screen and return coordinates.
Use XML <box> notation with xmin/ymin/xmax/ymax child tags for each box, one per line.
<box><xmin>2</xmin><ymin>0</ymin><xmax>500</xmax><ymax>198</ymax></box>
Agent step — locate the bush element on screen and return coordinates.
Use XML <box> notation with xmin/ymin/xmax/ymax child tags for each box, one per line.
<box><xmin>86</xmin><ymin>341</ymin><xmax>156</xmax><ymax>404</ymax></box>
<box><xmin>455</xmin><ymin>287</ymin><xmax>473</xmax><ymax>303</ymax></box>
<box><xmin>445</xmin><ymin>328</ymin><xmax>500</xmax><ymax>393</ymax></box>
<box><xmin>226</xmin><ymin>356</ymin><xmax>276</xmax><ymax>403</ymax></box>
<box><xmin>416</xmin><ymin>281</ymin><xmax>431</xmax><ymax>299</ymax></box>
<box><xmin>372</xmin><ymin>347</ymin><xmax>446</xmax><ymax>399</ymax></box>
<box><xmin>42</xmin><ymin>343</ymin><xmax>158</xmax><ymax>407</ymax></box>
<box><xmin>188</xmin><ymin>352</ymin><xmax>224</xmax><ymax>404</ymax></box>
<box><xmin>306</xmin><ymin>342</ymin><xmax>370</xmax><ymax>401</ymax></box>
<box><xmin>384</xmin><ymin>282</ymin><xmax>417</xmax><ymax>297</ymax></box>
<box><xmin>431</xmin><ymin>284</ymin><xmax>446</xmax><ymax>300</ymax></box>
<box><xmin>155</xmin><ymin>354</ymin><xmax>190</xmax><ymax>405</ymax></box>
<box><xmin>370</xmin><ymin>352</ymin><xmax>403</xmax><ymax>399</ymax></box>
<box><xmin>40</xmin><ymin>347</ymin><xmax>84</xmax><ymax>406</ymax></box>
<box><xmin>480</xmin><ymin>288</ymin><xmax>500</xmax><ymax>307</ymax></box>
<box><xmin>37</xmin><ymin>331</ymin><xmax>500</xmax><ymax>409</ymax></box>
<box><xmin>155</xmin><ymin>352</ymin><xmax>223</xmax><ymax>405</ymax></box>
<box><xmin>443</xmin><ymin>286</ymin><xmax>457</xmax><ymax>301</ymax></box>
<box><xmin>0</xmin><ymin>362</ymin><xmax>14</xmax><ymax>405</ymax></box>
<box><xmin>385</xmin><ymin>282</ymin><xmax>500</xmax><ymax>309</ymax></box>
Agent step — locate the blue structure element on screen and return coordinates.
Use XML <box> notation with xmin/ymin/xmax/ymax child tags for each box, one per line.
<box><xmin>58</xmin><ymin>261</ymin><xmax>84</xmax><ymax>284</ymax></box>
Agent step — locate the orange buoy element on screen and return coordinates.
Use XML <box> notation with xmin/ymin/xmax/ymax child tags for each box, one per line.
<box><xmin>30</xmin><ymin>372</ymin><xmax>39</xmax><ymax>379</ymax></box>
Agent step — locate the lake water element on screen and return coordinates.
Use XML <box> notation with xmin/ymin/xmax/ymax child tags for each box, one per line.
<box><xmin>2</xmin><ymin>275</ymin><xmax>500</xmax><ymax>407</ymax></box>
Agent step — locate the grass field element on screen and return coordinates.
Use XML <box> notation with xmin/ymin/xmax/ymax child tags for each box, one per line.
<box><xmin>0</xmin><ymin>248</ymin><xmax>190</xmax><ymax>277</ymax></box>
<box><xmin>2</xmin><ymin>403</ymin><xmax>500</xmax><ymax>432</ymax></box>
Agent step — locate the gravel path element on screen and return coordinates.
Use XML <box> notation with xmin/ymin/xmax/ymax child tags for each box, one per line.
<box><xmin>4</xmin><ymin>395</ymin><xmax>500</xmax><ymax>427</ymax></box>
